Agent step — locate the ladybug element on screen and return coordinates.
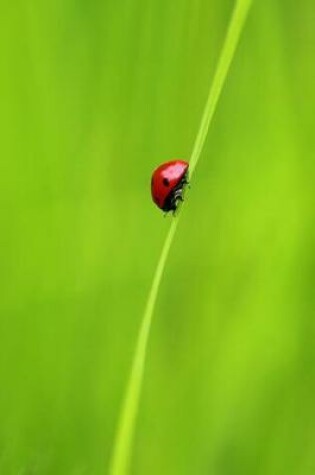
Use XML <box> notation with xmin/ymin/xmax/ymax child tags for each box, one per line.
<box><xmin>151</xmin><ymin>160</ymin><xmax>189</xmax><ymax>213</ymax></box>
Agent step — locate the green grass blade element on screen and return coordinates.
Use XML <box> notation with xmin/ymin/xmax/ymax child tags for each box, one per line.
<box><xmin>109</xmin><ymin>1</ymin><xmax>253</xmax><ymax>473</ymax></box>
<box><xmin>109</xmin><ymin>218</ymin><xmax>178</xmax><ymax>475</ymax></box>
<box><xmin>189</xmin><ymin>0</ymin><xmax>253</xmax><ymax>176</ymax></box>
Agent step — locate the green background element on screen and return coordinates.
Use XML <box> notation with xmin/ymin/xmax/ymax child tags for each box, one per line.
<box><xmin>0</xmin><ymin>0</ymin><xmax>314</xmax><ymax>473</ymax></box>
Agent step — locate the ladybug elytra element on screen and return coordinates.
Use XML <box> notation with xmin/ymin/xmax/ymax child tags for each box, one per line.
<box><xmin>151</xmin><ymin>160</ymin><xmax>189</xmax><ymax>213</ymax></box>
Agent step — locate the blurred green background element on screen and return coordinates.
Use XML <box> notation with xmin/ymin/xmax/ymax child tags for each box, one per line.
<box><xmin>0</xmin><ymin>0</ymin><xmax>314</xmax><ymax>473</ymax></box>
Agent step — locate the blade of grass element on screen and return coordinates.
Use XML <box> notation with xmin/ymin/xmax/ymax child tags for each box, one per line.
<box><xmin>109</xmin><ymin>1</ymin><xmax>253</xmax><ymax>473</ymax></box>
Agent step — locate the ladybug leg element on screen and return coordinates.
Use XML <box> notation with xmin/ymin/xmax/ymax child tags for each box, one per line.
<box><xmin>182</xmin><ymin>172</ymin><xmax>190</xmax><ymax>185</ymax></box>
<box><xmin>185</xmin><ymin>179</ymin><xmax>191</xmax><ymax>189</ymax></box>
<box><xmin>173</xmin><ymin>190</ymin><xmax>183</xmax><ymax>203</ymax></box>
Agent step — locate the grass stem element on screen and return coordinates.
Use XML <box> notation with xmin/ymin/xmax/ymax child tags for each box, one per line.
<box><xmin>109</xmin><ymin>1</ymin><xmax>253</xmax><ymax>473</ymax></box>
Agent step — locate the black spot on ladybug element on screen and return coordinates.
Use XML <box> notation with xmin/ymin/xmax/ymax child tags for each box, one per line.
<box><xmin>163</xmin><ymin>178</ymin><xmax>170</xmax><ymax>187</ymax></box>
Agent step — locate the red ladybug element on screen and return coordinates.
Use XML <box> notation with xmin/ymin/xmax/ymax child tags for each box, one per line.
<box><xmin>151</xmin><ymin>160</ymin><xmax>189</xmax><ymax>213</ymax></box>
